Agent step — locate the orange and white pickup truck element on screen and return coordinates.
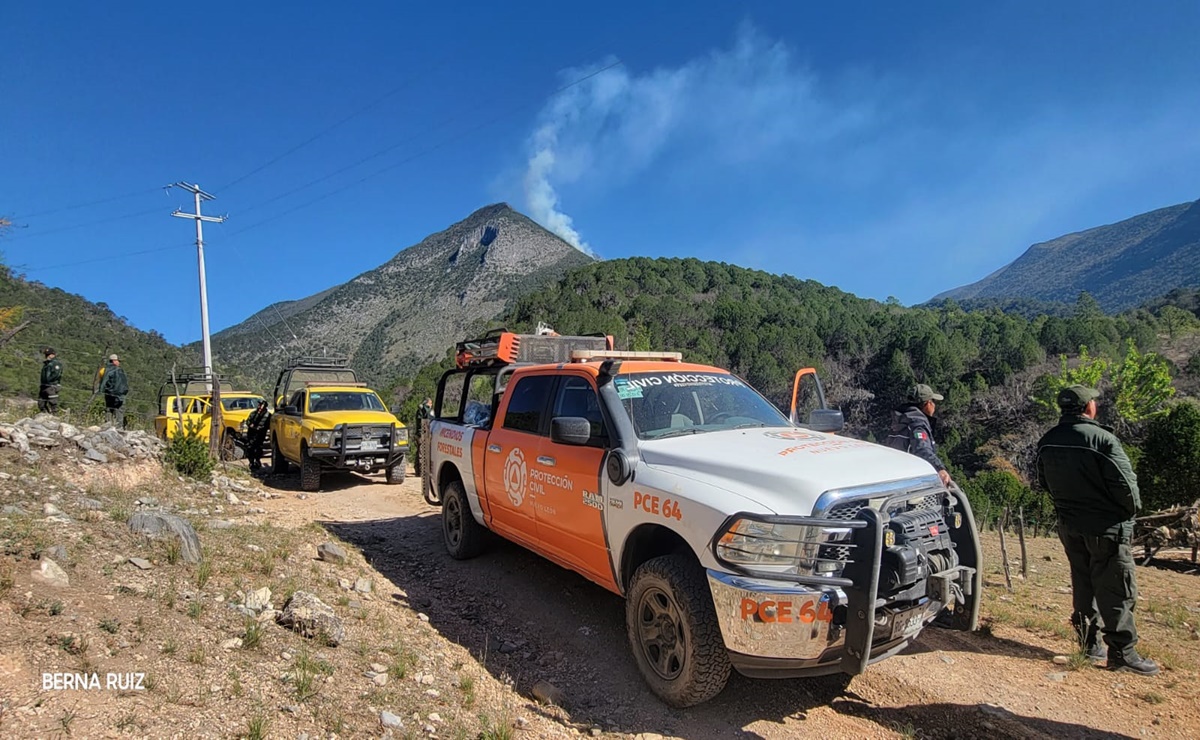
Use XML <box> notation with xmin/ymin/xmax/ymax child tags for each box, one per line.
<box><xmin>423</xmin><ymin>330</ymin><xmax>982</xmax><ymax>707</ymax></box>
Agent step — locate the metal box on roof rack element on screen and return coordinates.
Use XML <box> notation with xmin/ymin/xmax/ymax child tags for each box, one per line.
<box><xmin>456</xmin><ymin>329</ymin><xmax>612</xmax><ymax>368</ymax></box>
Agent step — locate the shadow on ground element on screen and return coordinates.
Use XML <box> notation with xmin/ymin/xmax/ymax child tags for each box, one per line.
<box><xmin>832</xmin><ymin>698</ymin><xmax>1136</xmax><ymax>739</ymax></box>
<box><xmin>321</xmin><ymin>512</ymin><xmax>1117</xmax><ymax>739</ymax></box>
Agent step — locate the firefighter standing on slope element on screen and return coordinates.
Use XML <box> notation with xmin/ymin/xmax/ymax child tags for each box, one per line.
<box><xmin>38</xmin><ymin>347</ymin><xmax>64</xmax><ymax>413</ymax></box>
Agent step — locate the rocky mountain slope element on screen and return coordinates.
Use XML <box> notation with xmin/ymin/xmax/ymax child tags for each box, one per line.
<box><xmin>934</xmin><ymin>198</ymin><xmax>1200</xmax><ymax>312</ymax></box>
<box><xmin>209</xmin><ymin>204</ymin><xmax>594</xmax><ymax>392</ymax></box>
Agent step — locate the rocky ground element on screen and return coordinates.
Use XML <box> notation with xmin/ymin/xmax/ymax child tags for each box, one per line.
<box><xmin>1</xmin><ymin>412</ymin><xmax>1198</xmax><ymax>739</ymax></box>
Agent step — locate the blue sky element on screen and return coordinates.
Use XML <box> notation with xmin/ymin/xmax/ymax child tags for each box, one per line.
<box><xmin>3</xmin><ymin>1</ymin><xmax>1199</xmax><ymax>345</ymax></box>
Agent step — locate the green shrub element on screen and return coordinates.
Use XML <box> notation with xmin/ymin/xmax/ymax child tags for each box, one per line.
<box><xmin>164</xmin><ymin>421</ymin><xmax>213</xmax><ymax>480</ymax></box>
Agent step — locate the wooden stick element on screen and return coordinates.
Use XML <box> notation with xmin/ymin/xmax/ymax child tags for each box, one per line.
<box><xmin>1017</xmin><ymin>506</ymin><xmax>1029</xmax><ymax>579</ymax></box>
<box><xmin>997</xmin><ymin>507</ymin><xmax>1013</xmax><ymax>591</ymax></box>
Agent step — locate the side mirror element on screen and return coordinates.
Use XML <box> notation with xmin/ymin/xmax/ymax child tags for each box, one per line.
<box><xmin>280</xmin><ymin>405</ymin><xmax>298</xmax><ymax>416</ymax></box>
<box><xmin>808</xmin><ymin>408</ymin><xmax>845</xmax><ymax>434</ymax></box>
<box><xmin>550</xmin><ymin>416</ymin><xmax>592</xmax><ymax>446</ymax></box>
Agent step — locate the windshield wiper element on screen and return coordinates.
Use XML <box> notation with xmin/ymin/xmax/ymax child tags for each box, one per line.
<box><xmin>730</xmin><ymin>422</ymin><xmax>767</xmax><ymax>429</ymax></box>
<box><xmin>651</xmin><ymin>428</ymin><xmax>706</xmax><ymax>440</ymax></box>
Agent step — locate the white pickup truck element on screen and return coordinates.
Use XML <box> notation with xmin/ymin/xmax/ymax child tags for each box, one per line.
<box><xmin>423</xmin><ymin>331</ymin><xmax>982</xmax><ymax>707</ymax></box>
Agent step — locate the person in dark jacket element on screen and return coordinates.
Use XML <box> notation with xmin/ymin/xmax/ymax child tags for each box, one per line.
<box><xmin>244</xmin><ymin>399</ymin><xmax>272</xmax><ymax>473</ymax></box>
<box><xmin>1036</xmin><ymin>384</ymin><xmax>1158</xmax><ymax>676</ymax></box>
<box><xmin>413</xmin><ymin>397</ymin><xmax>433</xmax><ymax>476</ymax></box>
<box><xmin>99</xmin><ymin>354</ymin><xmax>129</xmax><ymax>427</ymax></box>
<box><xmin>38</xmin><ymin>347</ymin><xmax>64</xmax><ymax>413</ymax></box>
<box><xmin>886</xmin><ymin>383</ymin><xmax>952</xmax><ymax>487</ymax></box>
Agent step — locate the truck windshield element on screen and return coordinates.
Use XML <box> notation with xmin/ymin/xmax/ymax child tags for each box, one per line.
<box><xmin>307</xmin><ymin>392</ymin><xmax>386</xmax><ymax>413</ymax></box>
<box><xmin>222</xmin><ymin>396</ymin><xmax>264</xmax><ymax>411</ymax></box>
<box><xmin>616</xmin><ymin>372</ymin><xmax>790</xmax><ymax>440</ymax></box>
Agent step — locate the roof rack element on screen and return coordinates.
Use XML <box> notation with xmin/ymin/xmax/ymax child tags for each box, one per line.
<box><xmin>571</xmin><ymin>350</ymin><xmax>683</xmax><ymax>362</ymax></box>
<box><xmin>286</xmin><ymin>355</ymin><xmax>350</xmax><ymax>369</ymax></box>
<box><xmin>303</xmin><ymin>381</ymin><xmax>368</xmax><ymax>388</ymax></box>
<box><xmin>456</xmin><ymin>330</ymin><xmax>612</xmax><ymax>368</ymax></box>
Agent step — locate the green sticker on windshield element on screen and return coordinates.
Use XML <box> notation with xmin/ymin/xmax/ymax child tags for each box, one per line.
<box><xmin>615</xmin><ymin>379</ymin><xmax>642</xmax><ymax>399</ymax></box>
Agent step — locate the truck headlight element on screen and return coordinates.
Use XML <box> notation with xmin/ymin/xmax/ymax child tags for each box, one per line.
<box><xmin>311</xmin><ymin>430</ymin><xmax>334</xmax><ymax>447</ymax></box>
<box><xmin>239</xmin><ymin>421</ymin><xmax>248</xmax><ymax>433</ymax></box>
<box><xmin>393</xmin><ymin>427</ymin><xmax>408</xmax><ymax>444</ymax></box>
<box><xmin>715</xmin><ymin>517</ymin><xmax>853</xmax><ymax>578</ymax></box>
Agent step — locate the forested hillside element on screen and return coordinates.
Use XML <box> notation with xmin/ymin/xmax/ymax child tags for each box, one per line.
<box><xmin>0</xmin><ymin>265</ymin><xmax>191</xmax><ymax>421</ymax></box>
<box><xmin>396</xmin><ymin>257</ymin><xmax>1200</xmax><ymax>524</ymax></box>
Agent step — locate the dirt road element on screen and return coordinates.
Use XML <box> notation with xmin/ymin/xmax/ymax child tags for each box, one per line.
<box><xmin>254</xmin><ymin>466</ymin><xmax>1200</xmax><ymax>739</ymax></box>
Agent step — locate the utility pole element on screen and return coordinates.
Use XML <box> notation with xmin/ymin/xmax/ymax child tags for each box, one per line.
<box><xmin>169</xmin><ymin>182</ymin><xmax>225</xmax><ymax>391</ymax></box>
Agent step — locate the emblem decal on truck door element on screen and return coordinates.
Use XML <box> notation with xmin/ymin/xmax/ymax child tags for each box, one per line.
<box><xmin>503</xmin><ymin>448</ymin><xmax>527</xmax><ymax>507</ymax></box>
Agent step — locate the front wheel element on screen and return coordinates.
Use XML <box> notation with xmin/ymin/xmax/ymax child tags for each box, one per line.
<box><xmin>626</xmin><ymin>554</ymin><xmax>731</xmax><ymax>708</ymax></box>
<box><xmin>442</xmin><ymin>481</ymin><xmax>485</xmax><ymax>560</ymax></box>
<box><xmin>299</xmin><ymin>444</ymin><xmax>321</xmax><ymax>492</ymax></box>
<box><xmin>385</xmin><ymin>461</ymin><xmax>406</xmax><ymax>484</ymax></box>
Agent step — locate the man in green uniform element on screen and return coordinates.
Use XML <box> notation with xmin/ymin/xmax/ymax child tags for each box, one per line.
<box><xmin>1036</xmin><ymin>385</ymin><xmax>1158</xmax><ymax>676</ymax></box>
<box><xmin>100</xmin><ymin>354</ymin><xmax>129</xmax><ymax>428</ymax></box>
<box><xmin>38</xmin><ymin>347</ymin><xmax>64</xmax><ymax>413</ymax></box>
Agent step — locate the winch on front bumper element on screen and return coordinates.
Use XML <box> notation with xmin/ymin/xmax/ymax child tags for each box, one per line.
<box><xmin>707</xmin><ymin>483</ymin><xmax>982</xmax><ymax>678</ymax></box>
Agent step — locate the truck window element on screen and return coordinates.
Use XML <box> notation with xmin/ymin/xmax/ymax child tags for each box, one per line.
<box><xmin>463</xmin><ymin>373</ymin><xmax>496</xmax><ymax>427</ymax></box>
<box><xmin>440</xmin><ymin>372</ymin><xmax>467</xmax><ymax>420</ymax></box>
<box><xmin>552</xmin><ymin>376</ymin><xmax>607</xmax><ymax>442</ymax></box>
<box><xmin>502</xmin><ymin>375</ymin><xmax>555</xmax><ymax>435</ymax></box>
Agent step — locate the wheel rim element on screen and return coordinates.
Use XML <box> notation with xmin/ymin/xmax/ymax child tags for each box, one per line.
<box><xmin>635</xmin><ymin>586</ymin><xmax>686</xmax><ymax>681</ymax></box>
<box><xmin>444</xmin><ymin>493</ymin><xmax>463</xmax><ymax>549</ymax></box>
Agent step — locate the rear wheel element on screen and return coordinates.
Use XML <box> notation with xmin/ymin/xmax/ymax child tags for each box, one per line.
<box><xmin>626</xmin><ymin>554</ymin><xmax>731</xmax><ymax>708</ymax></box>
<box><xmin>270</xmin><ymin>435</ymin><xmax>291</xmax><ymax>474</ymax></box>
<box><xmin>299</xmin><ymin>443</ymin><xmax>321</xmax><ymax>492</ymax></box>
<box><xmin>219</xmin><ymin>430</ymin><xmax>241</xmax><ymax>461</ymax></box>
<box><xmin>385</xmin><ymin>461</ymin><xmax>406</xmax><ymax>484</ymax></box>
<box><xmin>442</xmin><ymin>481</ymin><xmax>485</xmax><ymax>559</ymax></box>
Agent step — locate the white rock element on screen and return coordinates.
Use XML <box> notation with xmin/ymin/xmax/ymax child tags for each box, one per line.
<box><xmin>32</xmin><ymin>558</ymin><xmax>70</xmax><ymax>588</ymax></box>
<box><xmin>244</xmin><ymin>586</ymin><xmax>272</xmax><ymax>613</ymax></box>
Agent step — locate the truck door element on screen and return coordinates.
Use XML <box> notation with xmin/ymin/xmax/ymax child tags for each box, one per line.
<box><xmin>536</xmin><ymin>374</ymin><xmax>615</xmax><ymax>589</ymax></box>
<box><xmin>277</xmin><ymin>390</ymin><xmax>306</xmax><ymax>460</ymax></box>
<box><xmin>482</xmin><ymin>373</ymin><xmax>554</xmax><ymax>546</ymax></box>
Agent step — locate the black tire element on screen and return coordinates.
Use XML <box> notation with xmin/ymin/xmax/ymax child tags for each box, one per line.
<box><xmin>626</xmin><ymin>554</ymin><xmax>731</xmax><ymax>708</ymax></box>
<box><xmin>385</xmin><ymin>461</ymin><xmax>406</xmax><ymax>484</ymax></box>
<box><xmin>219</xmin><ymin>431</ymin><xmax>242</xmax><ymax>461</ymax></box>
<box><xmin>271</xmin><ymin>436</ymin><xmax>291</xmax><ymax>474</ymax></box>
<box><xmin>300</xmin><ymin>443</ymin><xmax>321</xmax><ymax>492</ymax></box>
<box><xmin>442</xmin><ymin>480</ymin><xmax>485</xmax><ymax>560</ymax></box>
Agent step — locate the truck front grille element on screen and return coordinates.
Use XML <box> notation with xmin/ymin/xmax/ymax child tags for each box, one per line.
<box><xmin>334</xmin><ymin>425</ymin><xmax>393</xmax><ymax>452</ymax></box>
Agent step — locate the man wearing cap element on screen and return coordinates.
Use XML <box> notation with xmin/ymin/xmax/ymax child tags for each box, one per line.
<box><xmin>1036</xmin><ymin>384</ymin><xmax>1158</xmax><ymax>676</ymax></box>
<box><xmin>886</xmin><ymin>383</ymin><xmax>952</xmax><ymax>487</ymax></box>
<box><xmin>99</xmin><ymin>354</ymin><xmax>129</xmax><ymax>427</ymax></box>
<box><xmin>38</xmin><ymin>347</ymin><xmax>64</xmax><ymax>413</ymax></box>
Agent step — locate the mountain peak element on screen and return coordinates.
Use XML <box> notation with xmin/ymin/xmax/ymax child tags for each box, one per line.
<box><xmin>211</xmin><ymin>204</ymin><xmax>594</xmax><ymax>385</ymax></box>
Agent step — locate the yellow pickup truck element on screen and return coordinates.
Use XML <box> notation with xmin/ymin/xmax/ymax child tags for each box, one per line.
<box><xmin>269</xmin><ymin>357</ymin><xmax>407</xmax><ymax>491</ymax></box>
<box><xmin>154</xmin><ymin>374</ymin><xmax>267</xmax><ymax>460</ymax></box>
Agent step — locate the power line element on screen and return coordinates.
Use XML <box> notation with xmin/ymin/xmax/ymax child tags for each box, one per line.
<box><xmin>4</xmin><ymin>205</ymin><xmax>166</xmax><ymax>242</ymax></box>
<box><xmin>8</xmin><ymin>187</ymin><xmax>165</xmax><ymax>219</ymax></box>
<box><xmin>217</xmin><ymin>60</ymin><xmax>624</xmax><ymax>241</ymax></box>
<box><xmin>215</xmin><ymin>56</ymin><xmax>455</xmax><ymax>193</ymax></box>
<box><xmin>15</xmin><ymin>58</ymin><xmax>624</xmax><ymax>275</ymax></box>
<box><xmin>16</xmin><ymin>242</ymin><xmax>194</xmax><ymax>273</ymax></box>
